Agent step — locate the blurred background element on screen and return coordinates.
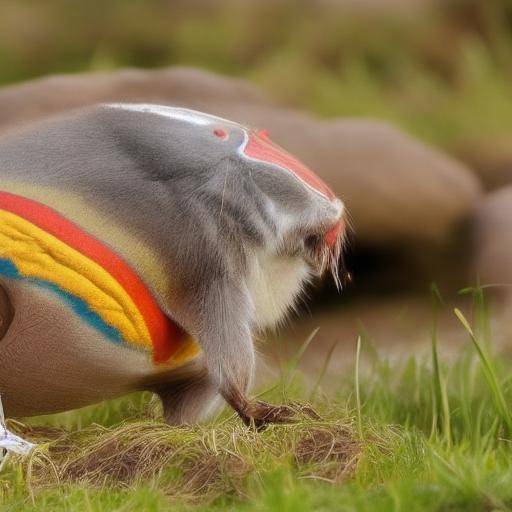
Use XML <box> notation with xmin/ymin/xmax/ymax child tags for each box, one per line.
<box><xmin>1</xmin><ymin>0</ymin><xmax>511</xmax><ymax>380</ymax></box>
<box><xmin>1</xmin><ymin>0</ymin><xmax>512</xmax><ymax>153</ymax></box>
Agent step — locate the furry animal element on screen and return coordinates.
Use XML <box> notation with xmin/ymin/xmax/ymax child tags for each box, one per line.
<box><xmin>0</xmin><ymin>104</ymin><xmax>345</xmax><ymax>427</ymax></box>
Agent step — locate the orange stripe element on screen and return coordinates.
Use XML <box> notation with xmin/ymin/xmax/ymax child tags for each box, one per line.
<box><xmin>0</xmin><ymin>191</ymin><xmax>185</xmax><ymax>362</ymax></box>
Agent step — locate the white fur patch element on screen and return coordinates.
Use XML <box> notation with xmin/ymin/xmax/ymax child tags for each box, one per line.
<box><xmin>247</xmin><ymin>252</ymin><xmax>310</xmax><ymax>330</ymax></box>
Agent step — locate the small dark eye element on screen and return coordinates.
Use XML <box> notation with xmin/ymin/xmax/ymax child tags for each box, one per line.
<box><xmin>213</xmin><ymin>128</ymin><xmax>228</xmax><ymax>140</ymax></box>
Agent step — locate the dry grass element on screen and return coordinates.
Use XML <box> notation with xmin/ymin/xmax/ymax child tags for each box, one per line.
<box><xmin>294</xmin><ymin>425</ymin><xmax>361</xmax><ymax>483</ymax></box>
<box><xmin>7</xmin><ymin>407</ymin><xmax>361</xmax><ymax>505</ymax></box>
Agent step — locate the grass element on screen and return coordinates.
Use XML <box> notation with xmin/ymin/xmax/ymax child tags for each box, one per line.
<box><xmin>1</xmin><ymin>291</ymin><xmax>512</xmax><ymax>511</ymax></box>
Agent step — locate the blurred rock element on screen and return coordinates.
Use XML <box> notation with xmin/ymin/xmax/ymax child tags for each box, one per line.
<box><xmin>473</xmin><ymin>186</ymin><xmax>512</xmax><ymax>292</ymax></box>
<box><xmin>0</xmin><ymin>67</ymin><xmax>481</xmax><ymax>247</ymax></box>
<box><xmin>0</xmin><ymin>67</ymin><xmax>267</xmax><ymax>131</ymax></box>
<box><xmin>473</xmin><ymin>186</ymin><xmax>512</xmax><ymax>346</ymax></box>
<box><xmin>456</xmin><ymin>137</ymin><xmax>512</xmax><ymax>191</ymax></box>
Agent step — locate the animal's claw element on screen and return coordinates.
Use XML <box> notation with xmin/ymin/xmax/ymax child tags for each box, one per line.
<box><xmin>240</xmin><ymin>401</ymin><xmax>298</xmax><ymax>430</ymax></box>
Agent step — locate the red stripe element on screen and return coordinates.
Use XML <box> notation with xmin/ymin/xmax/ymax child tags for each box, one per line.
<box><xmin>0</xmin><ymin>191</ymin><xmax>185</xmax><ymax>362</ymax></box>
<box><xmin>244</xmin><ymin>131</ymin><xmax>335</xmax><ymax>200</ymax></box>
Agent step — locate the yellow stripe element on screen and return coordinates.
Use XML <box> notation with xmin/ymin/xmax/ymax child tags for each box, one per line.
<box><xmin>169</xmin><ymin>336</ymin><xmax>202</xmax><ymax>366</ymax></box>
<box><xmin>0</xmin><ymin>181</ymin><xmax>170</xmax><ymax>304</ymax></box>
<box><xmin>0</xmin><ymin>209</ymin><xmax>152</xmax><ymax>349</ymax></box>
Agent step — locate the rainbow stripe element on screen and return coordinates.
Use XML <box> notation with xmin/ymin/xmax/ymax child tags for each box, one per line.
<box><xmin>0</xmin><ymin>191</ymin><xmax>200</xmax><ymax>365</ymax></box>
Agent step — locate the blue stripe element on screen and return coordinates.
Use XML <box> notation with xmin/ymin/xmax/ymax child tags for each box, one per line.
<box><xmin>0</xmin><ymin>257</ymin><xmax>125</xmax><ymax>345</ymax></box>
<box><xmin>0</xmin><ymin>259</ymin><xmax>20</xmax><ymax>279</ymax></box>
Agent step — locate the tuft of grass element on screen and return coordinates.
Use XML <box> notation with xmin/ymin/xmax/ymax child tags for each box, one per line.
<box><xmin>455</xmin><ymin>308</ymin><xmax>512</xmax><ymax>437</ymax></box>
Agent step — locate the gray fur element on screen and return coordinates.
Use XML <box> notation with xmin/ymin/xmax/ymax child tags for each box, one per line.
<box><xmin>0</xmin><ymin>104</ymin><xmax>344</xmax><ymax>426</ymax></box>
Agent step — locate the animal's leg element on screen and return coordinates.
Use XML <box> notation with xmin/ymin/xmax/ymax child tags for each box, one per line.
<box><xmin>223</xmin><ymin>388</ymin><xmax>296</xmax><ymax>429</ymax></box>
<box><xmin>155</xmin><ymin>371</ymin><xmax>222</xmax><ymax>425</ymax></box>
<box><xmin>198</xmin><ymin>279</ymin><xmax>296</xmax><ymax>429</ymax></box>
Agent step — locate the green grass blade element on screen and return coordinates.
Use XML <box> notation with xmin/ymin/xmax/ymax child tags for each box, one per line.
<box><xmin>355</xmin><ymin>335</ymin><xmax>363</xmax><ymax>439</ymax></box>
<box><xmin>309</xmin><ymin>337</ymin><xmax>340</xmax><ymax>400</ymax></box>
<box><xmin>430</xmin><ymin>284</ymin><xmax>451</xmax><ymax>446</ymax></box>
<box><xmin>283</xmin><ymin>327</ymin><xmax>320</xmax><ymax>393</ymax></box>
<box><xmin>455</xmin><ymin>308</ymin><xmax>512</xmax><ymax>437</ymax></box>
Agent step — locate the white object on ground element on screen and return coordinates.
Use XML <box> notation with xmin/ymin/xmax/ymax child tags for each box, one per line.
<box><xmin>0</xmin><ymin>396</ymin><xmax>35</xmax><ymax>471</ymax></box>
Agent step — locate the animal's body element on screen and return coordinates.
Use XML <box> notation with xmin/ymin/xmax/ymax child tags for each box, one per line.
<box><xmin>0</xmin><ymin>104</ymin><xmax>344</xmax><ymax>426</ymax></box>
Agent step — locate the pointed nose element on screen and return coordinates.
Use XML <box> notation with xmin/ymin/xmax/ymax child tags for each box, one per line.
<box><xmin>325</xmin><ymin>218</ymin><xmax>345</xmax><ymax>248</ymax></box>
<box><xmin>325</xmin><ymin>199</ymin><xmax>346</xmax><ymax>248</ymax></box>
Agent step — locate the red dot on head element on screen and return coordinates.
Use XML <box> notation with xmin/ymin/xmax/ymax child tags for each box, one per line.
<box><xmin>213</xmin><ymin>128</ymin><xmax>228</xmax><ymax>140</ymax></box>
<box><xmin>257</xmin><ymin>129</ymin><xmax>270</xmax><ymax>139</ymax></box>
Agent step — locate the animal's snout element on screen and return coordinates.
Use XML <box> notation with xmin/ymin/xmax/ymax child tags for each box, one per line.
<box><xmin>324</xmin><ymin>199</ymin><xmax>346</xmax><ymax>248</ymax></box>
<box><xmin>325</xmin><ymin>218</ymin><xmax>345</xmax><ymax>248</ymax></box>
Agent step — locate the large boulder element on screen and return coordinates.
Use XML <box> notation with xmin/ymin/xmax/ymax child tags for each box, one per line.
<box><xmin>0</xmin><ymin>67</ymin><xmax>481</xmax><ymax>246</ymax></box>
<box><xmin>456</xmin><ymin>136</ymin><xmax>512</xmax><ymax>191</ymax></box>
<box><xmin>473</xmin><ymin>186</ymin><xmax>512</xmax><ymax>294</ymax></box>
<box><xmin>0</xmin><ymin>67</ymin><xmax>267</xmax><ymax>131</ymax></box>
<box><xmin>473</xmin><ymin>186</ymin><xmax>512</xmax><ymax>345</ymax></box>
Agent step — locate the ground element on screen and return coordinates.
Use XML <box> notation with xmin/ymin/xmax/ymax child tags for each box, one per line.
<box><xmin>2</xmin><ymin>291</ymin><xmax>512</xmax><ymax>511</ymax></box>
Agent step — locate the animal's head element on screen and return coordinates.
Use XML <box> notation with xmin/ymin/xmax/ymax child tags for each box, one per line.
<box><xmin>105</xmin><ymin>103</ymin><xmax>346</xmax><ymax>285</ymax></box>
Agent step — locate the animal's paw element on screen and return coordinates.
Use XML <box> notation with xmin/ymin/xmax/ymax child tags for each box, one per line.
<box><xmin>289</xmin><ymin>401</ymin><xmax>322</xmax><ymax>420</ymax></box>
<box><xmin>240</xmin><ymin>401</ymin><xmax>299</xmax><ymax>430</ymax></box>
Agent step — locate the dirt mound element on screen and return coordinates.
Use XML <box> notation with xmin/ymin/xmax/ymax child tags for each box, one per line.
<box><xmin>11</xmin><ymin>414</ymin><xmax>361</xmax><ymax>502</ymax></box>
